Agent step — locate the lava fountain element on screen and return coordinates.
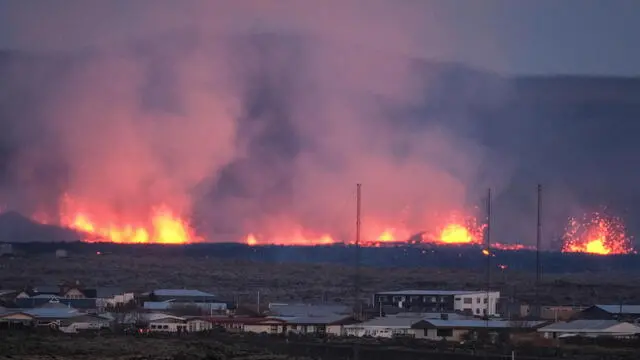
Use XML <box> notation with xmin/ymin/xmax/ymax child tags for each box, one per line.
<box><xmin>561</xmin><ymin>212</ymin><xmax>634</xmax><ymax>255</ymax></box>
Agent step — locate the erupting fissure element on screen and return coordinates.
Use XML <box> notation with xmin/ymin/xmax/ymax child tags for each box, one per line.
<box><xmin>561</xmin><ymin>212</ymin><xmax>634</xmax><ymax>255</ymax></box>
<box><xmin>51</xmin><ymin>195</ymin><xmax>200</xmax><ymax>244</ymax></box>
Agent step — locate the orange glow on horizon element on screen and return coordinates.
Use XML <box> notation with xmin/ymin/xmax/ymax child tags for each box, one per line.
<box><xmin>56</xmin><ymin>195</ymin><xmax>199</xmax><ymax>244</ymax></box>
<box><xmin>561</xmin><ymin>213</ymin><xmax>634</xmax><ymax>255</ymax></box>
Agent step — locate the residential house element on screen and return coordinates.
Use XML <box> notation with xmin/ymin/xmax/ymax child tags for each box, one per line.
<box><xmin>343</xmin><ymin>314</ymin><xmax>427</xmax><ymax>338</ymax></box>
<box><xmin>207</xmin><ymin>316</ymin><xmax>273</xmax><ymax>333</ymax></box>
<box><xmin>0</xmin><ymin>306</ymin><xmax>109</xmax><ymax>333</ymax></box>
<box><xmin>124</xmin><ymin>313</ymin><xmax>188</xmax><ymax>333</ymax></box>
<box><xmin>243</xmin><ymin>318</ymin><xmax>288</xmax><ymax>334</ymax></box>
<box><xmin>538</xmin><ymin>320</ymin><xmax>640</xmax><ymax>339</ymax></box>
<box><xmin>144</xmin><ymin>300</ymin><xmax>228</xmax><ymax>314</ymax></box>
<box><xmin>577</xmin><ymin>305</ymin><xmax>640</xmax><ymax>322</ymax></box>
<box><xmin>186</xmin><ymin>317</ymin><xmax>214</xmax><ymax>332</ymax></box>
<box><xmin>14</xmin><ymin>295</ymin><xmax>97</xmax><ymax>312</ymax></box>
<box><xmin>270</xmin><ymin>314</ymin><xmax>356</xmax><ymax>336</ymax></box>
<box><xmin>374</xmin><ymin>290</ymin><xmax>501</xmax><ymax>316</ymax></box>
<box><xmin>411</xmin><ymin>319</ymin><xmax>547</xmax><ymax>342</ymax></box>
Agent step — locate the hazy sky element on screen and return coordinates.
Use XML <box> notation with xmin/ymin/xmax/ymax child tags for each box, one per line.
<box><xmin>0</xmin><ymin>0</ymin><xmax>639</xmax><ymax>75</ymax></box>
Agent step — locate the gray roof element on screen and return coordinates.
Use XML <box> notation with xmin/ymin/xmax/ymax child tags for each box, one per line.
<box><xmin>268</xmin><ymin>304</ymin><xmax>350</xmax><ymax>317</ymax></box>
<box><xmin>594</xmin><ymin>305</ymin><xmax>640</xmax><ymax>315</ymax></box>
<box><xmin>345</xmin><ymin>315</ymin><xmax>426</xmax><ymax>328</ymax></box>
<box><xmin>270</xmin><ymin>314</ymin><xmax>351</xmax><ymax>325</ymax></box>
<box><xmin>376</xmin><ymin>290</ymin><xmax>489</xmax><ymax>296</ymax></box>
<box><xmin>539</xmin><ymin>320</ymin><xmax>633</xmax><ymax>332</ymax></box>
<box><xmin>395</xmin><ymin>312</ymin><xmax>473</xmax><ymax>320</ymax></box>
<box><xmin>415</xmin><ymin>319</ymin><xmax>546</xmax><ymax>329</ymax></box>
<box><xmin>24</xmin><ymin>308</ymin><xmax>83</xmax><ymax>319</ymax></box>
<box><xmin>153</xmin><ymin>289</ymin><xmax>215</xmax><ymax>298</ymax></box>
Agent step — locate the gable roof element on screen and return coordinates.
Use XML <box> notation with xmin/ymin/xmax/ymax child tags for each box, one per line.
<box><xmin>376</xmin><ymin>290</ymin><xmax>495</xmax><ymax>296</ymax></box>
<box><xmin>269</xmin><ymin>314</ymin><xmax>353</xmax><ymax>325</ymax></box>
<box><xmin>538</xmin><ymin>320</ymin><xmax>640</xmax><ymax>333</ymax></box>
<box><xmin>268</xmin><ymin>304</ymin><xmax>350</xmax><ymax>317</ymax></box>
<box><xmin>592</xmin><ymin>305</ymin><xmax>640</xmax><ymax>315</ymax></box>
<box><xmin>153</xmin><ymin>289</ymin><xmax>215</xmax><ymax>298</ymax></box>
<box><xmin>413</xmin><ymin>319</ymin><xmax>547</xmax><ymax>330</ymax></box>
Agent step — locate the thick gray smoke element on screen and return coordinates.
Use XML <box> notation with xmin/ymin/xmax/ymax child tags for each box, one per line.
<box><xmin>0</xmin><ymin>0</ymin><xmax>518</xmax><ymax>244</ymax></box>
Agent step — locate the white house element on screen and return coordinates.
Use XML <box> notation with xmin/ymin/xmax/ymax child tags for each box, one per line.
<box><xmin>538</xmin><ymin>320</ymin><xmax>640</xmax><ymax>339</ymax></box>
<box><xmin>374</xmin><ymin>290</ymin><xmax>501</xmax><ymax>316</ymax></box>
<box><xmin>343</xmin><ymin>314</ymin><xmax>426</xmax><ymax>338</ymax></box>
<box><xmin>145</xmin><ymin>313</ymin><xmax>188</xmax><ymax>333</ymax></box>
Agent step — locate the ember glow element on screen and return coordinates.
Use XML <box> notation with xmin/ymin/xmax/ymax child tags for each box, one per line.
<box><xmin>57</xmin><ymin>195</ymin><xmax>200</xmax><ymax>244</ymax></box>
<box><xmin>561</xmin><ymin>213</ymin><xmax>634</xmax><ymax>255</ymax></box>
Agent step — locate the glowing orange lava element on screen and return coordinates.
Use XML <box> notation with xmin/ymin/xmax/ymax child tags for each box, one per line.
<box><xmin>243</xmin><ymin>232</ymin><xmax>335</xmax><ymax>246</ymax></box>
<box><xmin>561</xmin><ymin>213</ymin><xmax>634</xmax><ymax>255</ymax></box>
<box><xmin>55</xmin><ymin>195</ymin><xmax>200</xmax><ymax>244</ymax></box>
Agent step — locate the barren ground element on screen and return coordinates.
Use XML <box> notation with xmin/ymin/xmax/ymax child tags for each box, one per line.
<box><xmin>2</xmin><ymin>253</ymin><xmax>640</xmax><ymax>306</ymax></box>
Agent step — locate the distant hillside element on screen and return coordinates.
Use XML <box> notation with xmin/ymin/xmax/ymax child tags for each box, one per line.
<box><xmin>0</xmin><ymin>211</ymin><xmax>81</xmax><ymax>243</ymax></box>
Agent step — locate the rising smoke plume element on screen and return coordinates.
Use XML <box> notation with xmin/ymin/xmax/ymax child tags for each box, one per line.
<box><xmin>0</xmin><ymin>0</ymin><xmax>517</xmax><ymax>244</ymax></box>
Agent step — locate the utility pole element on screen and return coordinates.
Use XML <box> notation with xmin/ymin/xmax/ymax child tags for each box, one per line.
<box><xmin>485</xmin><ymin>188</ymin><xmax>492</xmax><ymax>321</ymax></box>
<box><xmin>354</xmin><ymin>183</ymin><xmax>362</xmax><ymax>319</ymax></box>
<box><xmin>535</xmin><ymin>184</ymin><xmax>542</xmax><ymax>318</ymax></box>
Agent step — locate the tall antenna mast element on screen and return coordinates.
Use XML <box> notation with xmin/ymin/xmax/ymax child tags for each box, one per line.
<box><xmin>354</xmin><ymin>183</ymin><xmax>362</xmax><ymax>318</ymax></box>
<box><xmin>535</xmin><ymin>184</ymin><xmax>542</xmax><ymax>318</ymax></box>
<box><xmin>485</xmin><ymin>188</ymin><xmax>492</xmax><ymax>319</ymax></box>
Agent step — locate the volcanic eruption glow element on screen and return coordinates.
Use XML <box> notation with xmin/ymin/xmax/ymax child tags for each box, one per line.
<box><xmin>561</xmin><ymin>213</ymin><xmax>634</xmax><ymax>255</ymax></box>
<box><xmin>56</xmin><ymin>195</ymin><xmax>200</xmax><ymax>244</ymax></box>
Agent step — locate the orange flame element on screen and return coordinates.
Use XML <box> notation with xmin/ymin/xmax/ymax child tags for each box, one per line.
<box><xmin>561</xmin><ymin>213</ymin><xmax>634</xmax><ymax>255</ymax></box>
<box><xmin>57</xmin><ymin>195</ymin><xmax>199</xmax><ymax>244</ymax></box>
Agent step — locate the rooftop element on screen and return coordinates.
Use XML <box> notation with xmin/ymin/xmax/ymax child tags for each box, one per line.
<box><xmin>344</xmin><ymin>315</ymin><xmax>426</xmax><ymax>328</ymax></box>
<box><xmin>153</xmin><ymin>289</ymin><xmax>216</xmax><ymax>298</ymax></box>
<box><xmin>538</xmin><ymin>320</ymin><xmax>638</xmax><ymax>332</ymax></box>
<box><xmin>414</xmin><ymin>319</ymin><xmax>547</xmax><ymax>329</ymax></box>
<box><xmin>269</xmin><ymin>314</ymin><xmax>352</xmax><ymax>325</ymax></box>
<box><xmin>376</xmin><ymin>290</ymin><xmax>497</xmax><ymax>296</ymax></box>
<box><xmin>593</xmin><ymin>305</ymin><xmax>640</xmax><ymax>315</ymax></box>
<box><xmin>268</xmin><ymin>304</ymin><xmax>350</xmax><ymax>317</ymax></box>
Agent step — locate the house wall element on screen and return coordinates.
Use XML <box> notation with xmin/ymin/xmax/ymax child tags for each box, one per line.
<box><xmin>453</xmin><ymin>292</ymin><xmax>500</xmax><ymax>316</ymax></box>
<box><xmin>244</xmin><ymin>323</ymin><xmax>284</xmax><ymax>334</ymax></box>
<box><xmin>422</xmin><ymin>328</ymin><xmax>469</xmax><ymax>341</ymax></box>
<box><xmin>343</xmin><ymin>326</ymin><xmax>417</xmax><ymax>338</ymax></box>
<box><xmin>149</xmin><ymin>320</ymin><xmax>187</xmax><ymax>332</ymax></box>
<box><xmin>59</xmin><ymin>319</ymin><xmax>110</xmax><ymax>333</ymax></box>
<box><xmin>64</xmin><ymin>288</ymin><xmax>85</xmax><ymax>299</ymax></box>
<box><xmin>187</xmin><ymin>319</ymin><xmax>212</xmax><ymax>332</ymax></box>
<box><xmin>373</xmin><ymin>293</ymin><xmax>455</xmax><ymax>312</ymax></box>
<box><xmin>327</xmin><ymin>324</ymin><xmax>344</xmax><ymax>336</ymax></box>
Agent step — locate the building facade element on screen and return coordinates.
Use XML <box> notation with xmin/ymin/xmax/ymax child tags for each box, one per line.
<box><xmin>373</xmin><ymin>290</ymin><xmax>501</xmax><ymax>316</ymax></box>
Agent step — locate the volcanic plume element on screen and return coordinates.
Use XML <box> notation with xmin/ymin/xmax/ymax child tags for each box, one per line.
<box><xmin>1</xmin><ymin>1</ymin><xmax>512</xmax><ymax>246</ymax></box>
<box><xmin>561</xmin><ymin>212</ymin><xmax>634</xmax><ymax>255</ymax></box>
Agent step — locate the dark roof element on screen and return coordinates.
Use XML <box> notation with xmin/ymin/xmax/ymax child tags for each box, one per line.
<box><xmin>14</xmin><ymin>297</ymin><xmax>97</xmax><ymax>310</ymax></box>
<box><xmin>412</xmin><ymin>319</ymin><xmax>547</xmax><ymax>330</ymax></box>
<box><xmin>590</xmin><ymin>305</ymin><xmax>640</xmax><ymax>315</ymax></box>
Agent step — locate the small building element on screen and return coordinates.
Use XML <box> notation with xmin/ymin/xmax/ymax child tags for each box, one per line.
<box><xmin>270</xmin><ymin>314</ymin><xmax>356</xmax><ymax>336</ymax></box>
<box><xmin>343</xmin><ymin>314</ymin><xmax>425</xmax><ymax>338</ymax></box>
<box><xmin>14</xmin><ymin>296</ymin><xmax>97</xmax><ymax>312</ymax></box>
<box><xmin>374</xmin><ymin>290</ymin><xmax>501</xmax><ymax>316</ymax></box>
<box><xmin>538</xmin><ymin>320</ymin><xmax>640</xmax><ymax>339</ymax></box>
<box><xmin>55</xmin><ymin>249</ymin><xmax>68</xmax><ymax>258</ymax></box>
<box><xmin>412</xmin><ymin>319</ymin><xmax>547</xmax><ymax>342</ymax></box>
<box><xmin>144</xmin><ymin>300</ymin><xmax>227</xmax><ymax>314</ymax></box>
<box><xmin>141</xmin><ymin>313</ymin><xmax>188</xmax><ymax>333</ymax></box>
<box><xmin>207</xmin><ymin>316</ymin><xmax>274</xmax><ymax>333</ymax></box>
<box><xmin>267</xmin><ymin>303</ymin><xmax>351</xmax><ymax>317</ymax></box>
<box><xmin>577</xmin><ymin>305</ymin><xmax>640</xmax><ymax>321</ymax></box>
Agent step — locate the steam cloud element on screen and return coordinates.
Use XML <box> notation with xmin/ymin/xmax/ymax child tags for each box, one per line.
<box><xmin>0</xmin><ymin>0</ymin><xmax>515</xmax><ymax>243</ymax></box>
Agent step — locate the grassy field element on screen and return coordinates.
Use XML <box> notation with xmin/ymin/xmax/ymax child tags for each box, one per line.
<box><xmin>2</xmin><ymin>252</ymin><xmax>640</xmax><ymax>306</ymax></box>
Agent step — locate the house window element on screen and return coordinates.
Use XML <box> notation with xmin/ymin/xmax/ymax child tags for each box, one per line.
<box><xmin>455</xmin><ymin>297</ymin><xmax>461</xmax><ymax>301</ymax></box>
<box><xmin>431</xmin><ymin>297</ymin><xmax>437</xmax><ymax>302</ymax></box>
<box><xmin>270</xmin><ymin>325</ymin><xmax>279</xmax><ymax>333</ymax></box>
<box><xmin>475</xmin><ymin>308</ymin><xmax>480</xmax><ymax>315</ymax></box>
<box><xmin>393</xmin><ymin>296</ymin><xmax>402</xmax><ymax>303</ymax></box>
<box><xmin>410</xmin><ymin>296</ymin><xmax>420</xmax><ymax>303</ymax></box>
<box><xmin>463</xmin><ymin>298</ymin><xmax>472</xmax><ymax>304</ymax></box>
<box><xmin>436</xmin><ymin>329</ymin><xmax>453</xmax><ymax>338</ymax></box>
<box><xmin>440</xmin><ymin>297</ymin><xmax>446</xmax><ymax>303</ymax></box>
<box><xmin>476</xmin><ymin>298</ymin><xmax>481</xmax><ymax>304</ymax></box>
